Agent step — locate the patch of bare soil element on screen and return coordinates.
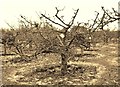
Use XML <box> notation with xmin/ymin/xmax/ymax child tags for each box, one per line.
<box><xmin>17</xmin><ymin>64</ymin><xmax>97</xmax><ymax>85</ymax></box>
<box><xmin>1</xmin><ymin>43</ymin><xmax>119</xmax><ymax>85</ymax></box>
<box><xmin>2</xmin><ymin>55</ymin><xmax>98</xmax><ymax>85</ymax></box>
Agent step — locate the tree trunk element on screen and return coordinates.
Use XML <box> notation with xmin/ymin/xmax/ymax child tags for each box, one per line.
<box><xmin>81</xmin><ymin>47</ymin><xmax>84</xmax><ymax>56</ymax></box>
<box><xmin>104</xmin><ymin>36</ymin><xmax>108</xmax><ymax>44</ymax></box>
<box><xmin>4</xmin><ymin>44</ymin><xmax>7</xmax><ymax>55</ymax></box>
<box><xmin>61</xmin><ymin>53</ymin><xmax>68</xmax><ymax>75</ymax></box>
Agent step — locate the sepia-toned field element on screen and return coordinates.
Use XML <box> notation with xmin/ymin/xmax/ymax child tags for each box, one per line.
<box><xmin>1</xmin><ymin>43</ymin><xmax>119</xmax><ymax>85</ymax></box>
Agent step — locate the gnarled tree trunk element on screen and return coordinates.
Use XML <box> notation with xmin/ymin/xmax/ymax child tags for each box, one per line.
<box><xmin>61</xmin><ymin>53</ymin><xmax>68</xmax><ymax>75</ymax></box>
<box><xmin>61</xmin><ymin>48</ymin><xmax>68</xmax><ymax>75</ymax></box>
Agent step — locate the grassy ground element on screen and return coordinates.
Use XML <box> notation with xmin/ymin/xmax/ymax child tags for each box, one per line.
<box><xmin>1</xmin><ymin>43</ymin><xmax>119</xmax><ymax>85</ymax></box>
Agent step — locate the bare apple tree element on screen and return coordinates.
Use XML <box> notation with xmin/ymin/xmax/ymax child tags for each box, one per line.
<box><xmin>80</xmin><ymin>6</ymin><xmax>120</xmax><ymax>47</ymax></box>
<box><xmin>0</xmin><ymin>28</ymin><xmax>20</xmax><ymax>55</ymax></box>
<box><xmin>39</xmin><ymin>7</ymin><xmax>120</xmax><ymax>75</ymax></box>
<box><xmin>36</xmin><ymin>7</ymin><xmax>90</xmax><ymax>75</ymax></box>
<box><xmin>4</xmin><ymin>6</ymin><xmax>119</xmax><ymax>75</ymax></box>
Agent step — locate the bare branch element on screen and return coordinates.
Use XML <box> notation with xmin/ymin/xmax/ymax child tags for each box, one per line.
<box><xmin>55</xmin><ymin>7</ymin><xmax>69</xmax><ymax>26</ymax></box>
<box><xmin>20</xmin><ymin>15</ymin><xmax>39</xmax><ymax>28</ymax></box>
<box><xmin>56</xmin><ymin>35</ymin><xmax>64</xmax><ymax>46</ymax></box>
<box><xmin>112</xmin><ymin>8</ymin><xmax>120</xmax><ymax>17</ymax></box>
<box><xmin>101</xmin><ymin>6</ymin><xmax>112</xmax><ymax>18</ymax></box>
<box><xmin>91</xmin><ymin>11</ymin><xmax>99</xmax><ymax>29</ymax></box>
<box><xmin>67</xmin><ymin>35</ymin><xmax>76</xmax><ymax>47</ymax></box>
<box><xmin>5</xmin><ymin>21</ymin><xmax>15</xmax><ymax>30</ymax></box>
<box><xmin>36</xmin><ymin>11</ymin><xmax>43</xmax><ymax>20</ymax></box>
<box><xmin>62</xmin><ymin>9</ymin><xmax>79</xmax><ymax>44</ymax></box>
<box><xmin>91</xmin><ymin>6</ymin><xmax>120</xmax><ymax>32</ymax></box>
<box><xmin>97</xmin><ymin>11</ymin><xmax>106</xmax><ymax>29</ymax></box>
<box><xmin>69</xmin><ymin>9</ymin><xmax>79</xmax><ymax>27</ymax></box>
<box><xmin>41</xmin><ymin>13</ymin><xmax>66</xmax><ymax>28</ymax></box>
<box><xmin>20</xmin><ymin>15</ymin><xmax>33</xmax><ymax>25</ymax></box>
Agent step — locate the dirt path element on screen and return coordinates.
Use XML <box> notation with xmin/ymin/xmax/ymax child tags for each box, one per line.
<box><xmin>78</xmin><ymin>43</ymin><xmax>119</xmax><ymax>85</ymax></box>
<box><xmin>96</xmin><ymin>44</ymin><xmax>118</xmax><ymax>85</ymax></box>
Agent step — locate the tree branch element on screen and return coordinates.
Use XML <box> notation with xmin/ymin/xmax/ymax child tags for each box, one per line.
<box><xmin>41</xmin><ymin>14</ymin><xmax>66</xmax><ymax>28</ymax></box>
<box><xmin>91</xmin><ymin>12</ymin><xmax>99</xmax><ymax>29</ymax></box>
<box><xmin>69</xmin><ymin>9</ymin><xmax>79</xmax><ymax>27</ymax></box>
<box><xmin>55</xmin><ymin>7</ymin><xmax>69</xmax><ymax>26</ymax></box>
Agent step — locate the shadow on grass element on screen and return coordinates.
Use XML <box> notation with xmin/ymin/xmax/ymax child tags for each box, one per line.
<box><xmin>0</xmin><ymin>53</ymin><xmax>16</xmax><ymax>56</ymax></box>
<box><xmin>16</xmin><ymin>64</ymin><xmax>97</xmax><ymax>85</ymax></box>
<box><xmin>7</xmin><ymin>56</ymin><xmax>33</xmax><ymax>63</ymax></box>
<box><xmin>84</xmin><ymin>48</ymin><xmax>100</xmax><ymax>51</ymax></box>
<box><xmin>74</xmin><ymin>53</ymin><xmax>96</xmax><ymax>57</ymax></box>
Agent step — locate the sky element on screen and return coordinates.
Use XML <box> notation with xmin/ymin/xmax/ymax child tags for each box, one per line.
<box><xmin>0</xmin><ymin>0</ymin><xmax>119</xmax><ymax>30</ymax></box>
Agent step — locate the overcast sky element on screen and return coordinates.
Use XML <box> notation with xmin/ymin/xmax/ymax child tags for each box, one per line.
<box><xmin>0</xmin><ymin>0</ymin><xmax>119</xmax><ymax>30</ymax></box>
